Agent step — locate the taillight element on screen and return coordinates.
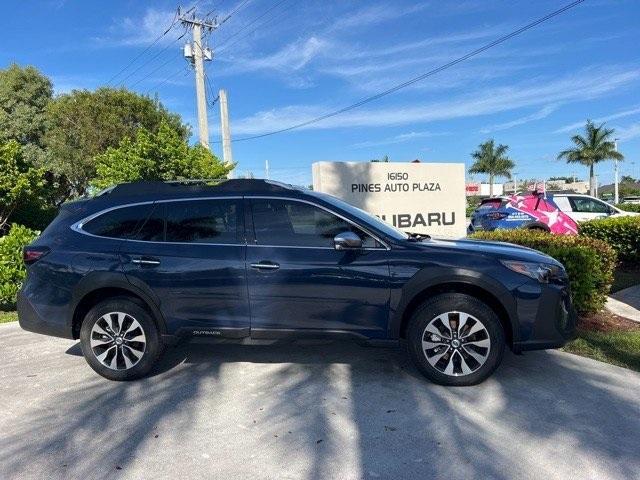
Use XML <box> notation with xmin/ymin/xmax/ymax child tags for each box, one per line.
<box><xmin>485</xmin><ymin>212</ymin><xmax>508</xmax><ymax>220</ymax></box>
<box><xmin>23</xmin><ymin>247</ymin><xmax>50</xmax><ymax>265</ymax></box>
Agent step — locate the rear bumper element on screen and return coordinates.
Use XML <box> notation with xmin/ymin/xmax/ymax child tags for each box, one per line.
<box><xmin>512</xmin><ymin>282</ymin><xmax>577</xmax><ymax>353</ymax></box>
<box><xmin>17</xmin><ymin>290</ymin><xmax>73</xmax><ymax>340</ymax></box>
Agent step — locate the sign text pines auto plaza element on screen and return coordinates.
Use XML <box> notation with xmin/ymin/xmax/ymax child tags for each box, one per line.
<box><xmin>312</xmin><ymin>161</ymin><xmax>466</xmax><ymax>238</ymax></box>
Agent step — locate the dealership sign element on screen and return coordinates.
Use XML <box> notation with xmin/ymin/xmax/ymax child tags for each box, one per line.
<box><xmin>312</xmin><ymin>161</ymin><xmax>466</xmax><ymax>238</ymax></box>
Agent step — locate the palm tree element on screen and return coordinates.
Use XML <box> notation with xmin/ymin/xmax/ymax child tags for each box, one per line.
<box><xmin>468</xmin><ymin>139</ymin><xmax>515</xmax><ymax>196</ymax></box>
<box><xmin>557</xmin><ymin>120</ymin><xmax>623</xmax><ymax>196</ymax></box>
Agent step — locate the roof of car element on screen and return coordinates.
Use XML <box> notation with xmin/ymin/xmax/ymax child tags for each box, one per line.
<box><xmin>97</xmin><ymin>179</ymin><xmax>302</xmax><ymax>198</ymax></box>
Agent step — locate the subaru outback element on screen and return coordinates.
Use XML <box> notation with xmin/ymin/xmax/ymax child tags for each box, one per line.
<box><xmin>18</xmin><ymin>179</ymin><xmax>576</xmax><ymax>386</ymax></box>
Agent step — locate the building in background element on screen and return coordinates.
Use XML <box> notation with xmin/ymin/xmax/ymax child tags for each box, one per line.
<box><xmin>502</xmin><ymin>180</ymin><xmax>589</xmax><ymax>194</ymax></box>
<box><xmin>466</xmin><ymin>182</ymin><xmax>504</xmax><ymax>197</ymax></box>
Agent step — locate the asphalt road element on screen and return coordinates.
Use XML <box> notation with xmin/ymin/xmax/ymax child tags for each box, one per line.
<box><xmin>1</xmin><ymin>321</ymin><xmax>639</xmax><ymax>480</ymax></box>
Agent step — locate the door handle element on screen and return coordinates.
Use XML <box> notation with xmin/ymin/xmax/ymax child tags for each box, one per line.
<box><xmin>250</xmin><ymin>262</ymin><xmax>280</xmax><ymax>270</ymax></box>
<box><xmin>131</xmin><ymin>257</ymin><xmax>161</xmax><ymax>266</ymax></box>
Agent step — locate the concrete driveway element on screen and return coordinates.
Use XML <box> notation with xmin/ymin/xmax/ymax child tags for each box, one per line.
<box><xmin>1</xmin><ymin>321</ymin><xmax>639</xmax><ymax>480</ymax></box>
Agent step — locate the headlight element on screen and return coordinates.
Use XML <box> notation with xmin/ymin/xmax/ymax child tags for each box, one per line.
<box><xmin>500</xmin><ymin>260</ymin><xmax>564</xmax><ymax>283</ymax></box>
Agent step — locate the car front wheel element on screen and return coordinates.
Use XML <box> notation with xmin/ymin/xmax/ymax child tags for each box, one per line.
<box><xmin>79</xmin><ymin>297</ymin><xmax>162</xmax><ymax>381</ymax></box>
<box><xmin>407</xmin><ymin>293</ymin><xmax>505</xmax><ymax>386</ymax></box>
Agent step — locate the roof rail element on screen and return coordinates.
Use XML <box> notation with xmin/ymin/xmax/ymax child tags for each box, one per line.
<box><xmin>101</xmin><ymin>178</ymin><xmax>297</xmax><ymax>197</ymax></box>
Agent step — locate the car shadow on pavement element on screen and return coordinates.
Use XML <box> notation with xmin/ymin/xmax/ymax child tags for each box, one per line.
<box><xmin>2</xmin><ymin>339</ymin><xmax>640</xmax><ymax>479</ymax></box>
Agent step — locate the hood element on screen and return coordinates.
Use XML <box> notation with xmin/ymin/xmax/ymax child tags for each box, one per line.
<box><xmin>616</xmin><ymin>210</ymin><xmax>639</xmax><ymax>217</ymax></box>
<box><xmin>418</xmin><ymin>237</ymin><xmax>561</xmax><ymax>266</ymax></box>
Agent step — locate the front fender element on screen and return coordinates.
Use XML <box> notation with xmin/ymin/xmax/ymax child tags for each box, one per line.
<box><xmin>388</xmin><ymin>265</ymin><xmax>520</xmax><ymax>341</ymax></box>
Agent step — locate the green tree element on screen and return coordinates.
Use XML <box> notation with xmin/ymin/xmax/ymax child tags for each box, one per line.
<box><xmin>557</xmin><ymin>120</ymin><xmax>624</xmax><ymax>197</ymax></box>
<box><xmin>468</xmin><ymin>139</ymin><xmax>515</xmax><ymax>196</ymax></box>
<box><xmin>92</xmin><ymin>121</ymin><xmax>233</xmax><ymax>190</ymax></box>
<box><xmin>45</xmin><ymin>87</ymin><xmax>190</xmax><ymax>197</ymax></box>
<box><xmin>0</xmin><ymin>141</ymin><xmax>45</xmax><ymax>231</ymax></box>
<box><xmin>0</xmin><ymin>63</ymin><xmax>53</xmax><ymax>165</ymax></box>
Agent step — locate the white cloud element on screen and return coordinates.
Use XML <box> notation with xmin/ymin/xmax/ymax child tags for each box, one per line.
<box><xmin>232</xmin><ymin>66</ymin><xmax>640</xmax><ymax>135</ymax></box>
<box><xmin>614</xmin><ymin>122</ymin><xmax>640</xmax><ymax>141</ymax></box>
<box><xmin>223</xmin><ymin>37</ymin><xmax>328</xmax><ymax>74</ymax></box>
<box><xmin>352</xmin><ymin>131</ymin><xmax>450</xmax><ymax>148</ymax></box>
<box><xmin>96</xmin><ymin>8</ymin><xmax>179</xmax><ymax>47</ymax></box>
<box><xmin>329</xmin><ymin>3</ymin><xmax>429</xmax><ymax>33</ymax></box>
<box><xmin>480</xmin><ymin>105</ymin><xmax>559</xmax><ymax>134</ymax></box>
<box><xmin>554</xmin><ymin>105</ymin><xmax>640</xmax><ymax>133</ymax></box>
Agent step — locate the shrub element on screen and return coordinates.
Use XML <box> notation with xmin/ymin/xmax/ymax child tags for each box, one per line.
<box><xmin>615</xmin><ymin>203</ymin><xmax>640</xmax><ymax>213</ymax></box>
<box><xmin>466</xmin><ymin>196</ymin><xmax>482</xmax><ymax>217</ymax></box>
<box><xmin>0</xmin><ymin>224</ymin><xmax>39</xmax><ymax>310</ymax></box>
<box><xmin>470</xmin><ymin>229</ymin><xmax>616</xmax><ymax>314</ymax></box>
<box><xmin>579</xmin><ymin>215</ymin><xmax>640</xmax><ymax>263</ymax></box>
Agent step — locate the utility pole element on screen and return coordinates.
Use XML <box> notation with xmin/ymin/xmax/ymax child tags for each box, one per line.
<box><xmin>219</xmin><ymin>89</ymin><xmax>234</xmax><ymax>173</ymax></box>
<box><xmin>614</xmin><ymin>138</ymin><xmax>620</xmax><ymax>204</ymax></box>
<box><xmin>265</xmin><ymin>160</ymin><xmax>270</xmax><ymax>179</ymax></box>
<box><xmin>180</xmin><ymin>10</ymin><xmax>216</xmax><ymax>149</ymax></box>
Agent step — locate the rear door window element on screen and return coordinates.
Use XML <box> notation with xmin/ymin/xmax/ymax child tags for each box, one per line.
<box><xmin>82</xmin><ymin>204</ymin><xmax>155</xmax><ymax>239</ymax></box>
<box><xmin>165</xmin><ymin>199</ymin><xmax>241</xmax><ymax>244</ymax></box>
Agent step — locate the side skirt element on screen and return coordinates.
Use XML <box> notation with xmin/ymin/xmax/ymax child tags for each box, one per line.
<box><xmin>164</xmin><ymin>327</ymin><xmax>399</xmax><ymax>348</ymax></box>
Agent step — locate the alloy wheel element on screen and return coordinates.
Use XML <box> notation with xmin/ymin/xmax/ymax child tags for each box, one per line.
<box><xmin>421</xmin><ymin>311</ymin><xmax>491</xmax><ymax>376</ymax></box>
<box><xmin>90</xmin><ymin>312</ymin><xmax>147</xmax><ymax>370</ymax></box>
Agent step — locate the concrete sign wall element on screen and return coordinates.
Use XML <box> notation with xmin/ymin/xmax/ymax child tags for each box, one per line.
<box><xmin>312</xmin><ymin>161</ymin><xmax>466</xmax><ymax>238</ymax></box>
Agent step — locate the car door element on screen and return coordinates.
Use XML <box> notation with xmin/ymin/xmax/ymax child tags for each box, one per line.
<box><xmin>567</xmin><ymin>196</ymin><xmax>611</xmax><ymax>222</ymax></box>
<box><xmin>120</xmin><ymin>197</ymin><xmax>250</xmax><ymax>337</ymax></box>
<box><xmin>245</xmin><ymin>197</ymin><xmax>391</xmax><ymax>339</ymax></box>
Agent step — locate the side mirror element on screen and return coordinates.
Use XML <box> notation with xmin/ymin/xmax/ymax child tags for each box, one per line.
<box><xmin>334</xmin><ymin>231</ymin><xmax>362</xmax><ymax>250</ymax></box>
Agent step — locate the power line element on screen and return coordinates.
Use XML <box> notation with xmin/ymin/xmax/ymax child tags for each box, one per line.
<box><xmin>105</xmin><ymin>14</ymin><xmax>181</xmax><ymax>86</ymax></box>
<box><xmin>145</xmin><ymin>62</ymin><xmax>192</xmax><ymax>95</ymax></box>
<box><xmin>204</xmin><ymin>0</ymin><xmax>228</xmax><ymax>18</ymax></box>
<box><xmin>216</xmin><ymin>0</ymin><xmax>291</xmax><ymax>52</ymax></box>
<box><xmin>119</xmin><ymin>29</ymin><xmax>188</xmax><ymax>87</ymax></box>
<box><xmin>218</xmin><ymin>0</ymin><xmax>586</xmax><ymax>144</ymax></box>
<box><xmin>219</xmin><ymin>0</ymin><xmax>253</xmax><ymax>26</ymax></box>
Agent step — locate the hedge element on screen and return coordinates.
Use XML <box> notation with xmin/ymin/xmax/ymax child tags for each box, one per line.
<box><xmin>0</xmin><ymin>224</ymin><xmax>39</xmax><ymax>310</ymax></box>
<box><xmin>615</xmin><ymin>203</ymin><xmax>640</xmax><ymax>213</ymax></box>
<box><xmin>579</xmin><ymin>215</ymin><xmax>640</xmax><ymax>263</ymax></box>
<box><xmin>470</xmin><ymin>230</ymin><xmax>616</xmax><ymax>314</ymax></box>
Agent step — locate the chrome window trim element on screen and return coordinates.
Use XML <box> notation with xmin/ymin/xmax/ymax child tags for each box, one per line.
<box><xmin>248</xmin><ymin>196</ymin><xmax>391</xmax><ymax>251</ymax></box>
<box><xmin>70</xmin><ymin>195</ymin><xmax>391</xmax><ymax>250</ymax></box>
<box><xmin>71</xmin><ymin>196</ymin><xmax>244</xmax><ymax>245</ymax></box>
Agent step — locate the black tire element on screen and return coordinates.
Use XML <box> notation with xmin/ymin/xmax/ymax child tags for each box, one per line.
<box><xmin>407</xmin><ymin>293</ymin><xmax>505</xmax><ymax>386</ymax></box>
<box><xmin>80</xmin><ymin>296</ymin><xmax>162</xmax><ymax>381</ymax></box>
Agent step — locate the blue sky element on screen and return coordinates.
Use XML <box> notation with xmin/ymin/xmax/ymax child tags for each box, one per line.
<box><xmin>2</xmin><ymin>0</ymin><xmax>639</xmax><ymax>186</ymax></box>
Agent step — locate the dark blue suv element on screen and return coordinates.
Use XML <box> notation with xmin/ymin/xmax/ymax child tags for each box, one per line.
<box><xmin>18</xmin><ymin>179</ymin><xmax>576</xmax><ymax>385</ymax></box>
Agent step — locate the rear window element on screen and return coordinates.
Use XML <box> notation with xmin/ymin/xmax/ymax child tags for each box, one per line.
<box><xmin>82</xmin><ymin>204</ymin><xmax>154</xmax><ymax>239</ymax></box>
<box><xmin>477</xmin><ymin>200</ymin><xmax>503</xmax><ymax>210</ymax></box>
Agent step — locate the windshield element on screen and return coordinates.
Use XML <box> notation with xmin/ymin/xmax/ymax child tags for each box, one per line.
<box><xmin>307</xmin><ymin>191</ymin><xmax>410</xmax><ymax>240</ymax></box>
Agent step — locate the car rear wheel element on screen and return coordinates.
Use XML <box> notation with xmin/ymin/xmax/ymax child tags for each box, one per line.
<box><xmin>407</xmin><ymin>293</ymin><xmax>505</xmax><ymax>386</ymax></box>
<box><xmin>80</xmin><ymin>297</ymin><xmax>162</xmax><ymax>381</ymax></box>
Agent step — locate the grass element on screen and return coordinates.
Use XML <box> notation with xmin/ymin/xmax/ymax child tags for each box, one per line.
<box><xmin>562</xmin><ymin>312</ymin><xmax>640</xmax><ymax>372</ymax></box>
<box><xmin>0</xmin><ymin>311</ymin><xmax>17</xmax><ymax>324</ymax></box>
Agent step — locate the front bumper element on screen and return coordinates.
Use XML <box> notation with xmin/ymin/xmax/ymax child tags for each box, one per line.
<box><xmin>512</xmin><ymin>281</ymin><xmax>577</xmax><ymax>353</ymax></box>
<box><xmin>17</xmin><ymin>290</ymin><xmax>73</xmax><ymax>339</ymax></box>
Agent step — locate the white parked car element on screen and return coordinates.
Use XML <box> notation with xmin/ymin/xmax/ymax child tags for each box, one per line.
<box><xmin>551</xmin><ymin>194</ymin><xmax>639</xmax><ymax>222</ymax></box>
